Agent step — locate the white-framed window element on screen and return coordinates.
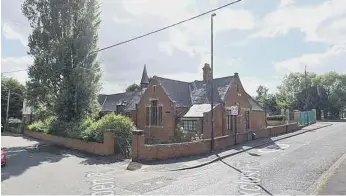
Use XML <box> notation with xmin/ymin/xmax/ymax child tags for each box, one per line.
<box><xmin>183</xmin><ymin>120</ymin><xmax>197</xmax><ymax>132</ymax></box>
<box><xmin>146</xmin><ymin>99</ymin><xmax>163</xmax><ymax>126</ymax></box>
<box><xmin>226</xmin><ymin>111</ymin><xmax>233</xmax><ymax>131</ymax></box>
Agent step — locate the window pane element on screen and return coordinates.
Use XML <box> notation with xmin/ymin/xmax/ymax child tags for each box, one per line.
<box><xmin>183</xmin><ymin>120</ymin><xmax>197</xmax><ymax>132</ymax></box>
<box><xmin>146</xmin><ymin>107</ymin><xmax>150</xmax><ymax>125</ymax></box>
<box><xmin>227</xmin><ymin>114</ymin><xmax>233</xmax><ymax>130</ymax></box>
<box><xmin>158</xmin><ymin>106</ymin><xmax>163</xmax><ymax>125</ymax></box>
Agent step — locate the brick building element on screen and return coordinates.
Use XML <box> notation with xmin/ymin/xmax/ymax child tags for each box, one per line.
<box><xmin>136</xmin><ymin>63</ymin><xmax>266</xmax><ymax>142</ymax></box>
<box><xmin>97</xmin><ymin>65</ymin><xmax>150</xmax><ymax>125</ymax></box>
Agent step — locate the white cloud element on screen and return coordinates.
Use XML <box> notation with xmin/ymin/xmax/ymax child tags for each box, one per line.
<box><xmin>275</xmin><ymin>44</ymin><xmax>346</xmax><ymax>74</ymax></box>
<box><xmin>1</xmin><ymin>56</ymin><xmax>33</xmax><ymax>84</ymax></box>
<box><xmin>1</xmin><ymin>0</ymin><xmax>257</xmax><ymax>95</ymax></box>
<box><xmin>157</xmin><ymin>7</ymin><xmax>255</xmax><ymax>68</ymax></box>
<box><xmin>279</xmin><ymin>0</ymin><xmax>295</xmax><ymax>8</ymax></box>
<box><xmin>2</xmin><ymin>23</ymin><xmax>28</xmax><ymax>46</ymax></box>
<box><xmin>241</xmin><ymin>76</ymin><xmax>281</xmax><ymax>96</ymax></box>
<box><xmin>251</xmin><ymin>0</ymin><xmax>346</xmax><ymax>45</ymax></box>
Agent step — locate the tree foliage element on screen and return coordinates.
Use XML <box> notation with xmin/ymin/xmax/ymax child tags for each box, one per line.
<box><xmin>125</xmin><ymin>76</ymin><xmax>153</xmax><ymax>92</ymax></box>
<box><xmin>1</xmin><ymin>77</ymin><xmax>25</xmax><ymax>124</ymax></box>
<box><xmin>126</xmin><ymin>83</ymin><xmax>141</xmax><ymax>92</ymax></box>
<box><xmin>22</xmin><ymin>0</ymin><xmax>102</xmax><ymax>124</ymax></box>
<box><xmin>255</xmin><ymin>85</ymin><xmax>278</xmax><ymax>112</ymax></box>
<box><xmin>272</xmin><ymin>72</ymin><xmax>346</xmax><ymax>119</ymax></box>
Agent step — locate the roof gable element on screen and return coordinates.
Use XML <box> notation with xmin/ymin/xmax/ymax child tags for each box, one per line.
<box><xmin>98</xmin><ymin>91</ymin><xmax>141</xmax><ymax>112</ymax></box>
<box><xmin>156</xmin><ymin>76</ymin><xmax>191</xmax><ymax>107</ymax></box>
<box><xmin>154</xmin><ymin>75</ymin><xmax>234</xmax><ymax>107</ymax></box>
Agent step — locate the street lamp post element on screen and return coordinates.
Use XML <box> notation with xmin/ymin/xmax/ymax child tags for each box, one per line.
<box><xmin>210</xmin><ymin>13</ymin><xmax>216</xmax><ymax>151</ymax></box>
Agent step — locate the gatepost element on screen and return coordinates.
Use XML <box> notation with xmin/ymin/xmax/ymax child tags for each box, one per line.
<box><xmin>285</xmin><ymin>109</ymin><xmax>289</xmax><ymax>124</ymax></box>
<box><xmin>293</xmin><ymin>110</ymin><xmax>300</xmax><ymax>123</ymax></box>
<box><xmin>312</xmin><ymin>109</ymin><xmax>317</xmax><ymax>123</ymax></box>
<box><xmin>131</xmin><ymin>130</ymin><xmax>144</xmax><ymax>161</ymax></box>
<box><xmin>321</xmin><ymin>110</ymin><xmax>324</xmax><ymax>120</ymax></box>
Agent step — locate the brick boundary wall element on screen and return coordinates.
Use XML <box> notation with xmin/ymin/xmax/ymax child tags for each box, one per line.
<box><xmin>132</xmin><ymin>122</ymin><xmax>301</xmax><ymax>161</ymax></box>
<box><xmin>24</xmin><ymin>131</ymin><xmax>115</xmax><ymax>155</ymax></box>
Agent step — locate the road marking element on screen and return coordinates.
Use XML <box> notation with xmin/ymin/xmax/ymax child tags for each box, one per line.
<box><xmin>258</xmin><ymin>143</ymin><xmax>290</xmax><ymax>154</ymax></box>
<box><xmin>86</xmin><ymin>171</ymin><xmax>116</xmax><ymax>195</ymax></box>
<box><xmin>236</xmin><ymin>162</ymin><xmax>263</xmax><ymax>195</ymax></box>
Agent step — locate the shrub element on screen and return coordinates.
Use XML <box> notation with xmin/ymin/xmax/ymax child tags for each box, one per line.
<box><xmin>95</xmin><ymin>113</ymin><xmax>134</xmax><ymax>157</ymax></box>
<box><xmin>267</xmin><ymin>115</ymin><xmax>284</xmax><ymax>121</ymax></box>
<box><xmin>80</xmin><ymin>117</ymin><xmax>99</xmax><ymax>142</ymax></box>
<box><xmin>28</xmin><ymin>116</ymin><xmax>57</xmax><ymax>134</ymax></box>
<box><xmin>96</xmin><ymin>113</ymin><xmax>134</xmax><ymax>140</ymax></box>
<box><xmin>28</xmin><ymin>121</ymin><xmax>44</xmax><ymax>132</ymax></box>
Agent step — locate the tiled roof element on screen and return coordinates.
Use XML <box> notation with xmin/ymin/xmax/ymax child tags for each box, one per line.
<box><xmin>156</xmin><ymin>77</ymin><xmax>191</xmax><ymax>107</ymax></box>
<box><xmin>156</xmin><ymin>76</ymin><xmax>234</xmax><ymax>107</ymax></box>
<box><xmin>98</xmin><ymin>91</ymin><xmax>141</xmax><ymax>112</ymax></box>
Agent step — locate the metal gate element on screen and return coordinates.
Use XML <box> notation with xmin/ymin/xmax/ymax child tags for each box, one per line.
<box><xmin>114</xmin><ymin>136</ymin><xmax>131</xmax><ymax>158</ymax></box>
<box><xmin>300</xmin><ymin>111</ymin><xmax>316</xmax><ymax>126</ymax></box>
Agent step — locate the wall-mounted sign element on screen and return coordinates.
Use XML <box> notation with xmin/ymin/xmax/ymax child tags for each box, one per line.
<box><xmin>230</xmin><ymin>105</ymin><xmax>239</xmax><ymax>116</ymax></box>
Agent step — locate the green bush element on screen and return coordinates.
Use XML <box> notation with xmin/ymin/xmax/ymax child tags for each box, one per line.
<box><xmin>80</xmin><ymin>117</ymin><xmax>99</xmax><ymax>142</ymax></box>
<box><xmin>28</xmin><ymin>113</ymin><xmax>134</xmax><ymax>158</ymax></box>
<box><xmin>267</xmin><ymin>115</ymin><xmax>284</xmax><ymax>121</ymax></box>
<box><xmin>28</xmin><ymin>116</ymin><xmax>57</xmax><ymax>134</ymax></box>
<box><xmin>28</xmin><ymin>121</ymin><xmax>45</xmax><ymax>132</ymax></box>
<box><xmin>95</xmin><ymin>113</ymin><xmax>134</xmax><ymax>141</ymax></box>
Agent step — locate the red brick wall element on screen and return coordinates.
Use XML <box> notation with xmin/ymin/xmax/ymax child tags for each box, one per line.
<box><xmin>131</xmin><ymin>122</ymin><xmax>301</xmax><ymax>161</ymax></box>
<box><xmin>24</xmin><ymin>131</ymin><xmax>115</xmax><ymax>155</ymax></box>
<box><xmin>130</xmin><ymin>110</ymin><xmax>137</xmax><ymax>127</ymax></box>
<box><xmin>214</xmin><ymin>134</ymin><xmax>234</xmax><ymax>149</ymax></box>
<box><xmin>253</xmin><ymin>129</ymin><xmax>270</xmax><ymax>138</ymax></box>
<box><xmin>137</xmin><ymin>78</ymin><xmax>176</xmax><ymax>141</ymax></box>
<box><xmin>132</xmin><ymin>133</ymin><xmax>238</xmax><ymax>161</ymax></box>
<box><xmin>250</xmin><ymin>111</ymin><xmax>266</xmax><ymax>130</ymax></box>
<box><xmin>203</xmin><ymin>104</ymin><xmax>224</xmax><ymax>138</ymax></box>
<box><xmin>269</xmin><ymin>124</ymin><xmax>286</xmax><ymax>136</ymax></box>
<box><xmin>133</xmin><ymin>134</ymin><xmax>211</xmax><ymax>161</ymax></box>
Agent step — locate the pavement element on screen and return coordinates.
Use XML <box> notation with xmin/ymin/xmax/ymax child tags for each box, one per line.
<box><xmin>1</xmin><ymin>122</ymin><xmax>346</xmax><ymax>195</ymax></box>
<box><xmin>138</xmin><ymin>122</ymin><xmax>333</xmax><ymax>172</ymax></box>
<box><xmin>317</xmin><ymin>153</ymin><xmax>346</xmax><ymax>195</ymax></box>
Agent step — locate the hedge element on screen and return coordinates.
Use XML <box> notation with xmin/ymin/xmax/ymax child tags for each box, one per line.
<box><xmin>267</xmin><ymin>115</ymin><xmax>284</xmax><ymax>121</ymax></box>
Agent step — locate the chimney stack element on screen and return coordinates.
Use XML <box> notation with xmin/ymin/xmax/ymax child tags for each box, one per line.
<box><xmin>234</xmin><ymin>72</ymin><xmax>239</xmax><ymax>78</ymax></box>
<box><xmin>203</xmin><ymin>63</ymin><xmax>213</xmax><ymax>82</ymax></box>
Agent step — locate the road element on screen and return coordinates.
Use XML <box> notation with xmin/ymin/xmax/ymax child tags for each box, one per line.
<box><xmin>2</xmin><ymin>122</ymin><xmax>346</xmax><ymax>195</ymax></box>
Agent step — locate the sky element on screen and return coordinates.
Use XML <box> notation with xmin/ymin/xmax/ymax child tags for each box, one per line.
<box><xmin>2</xmin><ymin>0</ymin><xmax>346</xmax><ymax>96</ymax></box>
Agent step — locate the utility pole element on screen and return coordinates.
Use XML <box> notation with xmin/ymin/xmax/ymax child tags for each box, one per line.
<box><xmin>305</xmin><ymin>65</ymin><xmax>309</xmax><ymax>125</ymax></box>
<box><xmin>210</xmin><ymin>13</ymin><xmax>216</xmax><ymax>151</ymax></box>
<box><xmin>5</xmin><ymin>89</ymin><xmax>10</xmax><ymax>131</ymax></box>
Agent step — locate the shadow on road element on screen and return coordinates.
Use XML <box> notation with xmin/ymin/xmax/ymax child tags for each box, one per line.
<box><xmin>1</xmin><ymin>144</ymin><xmax>67</xmax><ymax>182</ymax></box>
<box><xmin>1</xmin><ymin>132</ymin><xmax>128</xmax><ymax>182</ymax></box>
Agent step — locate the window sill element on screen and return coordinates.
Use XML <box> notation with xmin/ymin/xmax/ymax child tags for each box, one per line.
<box><xmin>145</xmin><ymin>125</ymin><xmax>164</xmax><ymax>128</ymax></box>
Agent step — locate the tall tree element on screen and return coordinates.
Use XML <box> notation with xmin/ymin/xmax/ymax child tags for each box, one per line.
<box><xmin>276</xmin><ymin>72</ymin><xmax>317</xmax><ymax>110</ymax></box>
<box><xmin>313</xmin><ymin>72</ymin><xmax>346</xmax><ymax>119</ymax></box>
<box><xmin>1</xmin><ymin>77</ymin><xmax>25</xmax><ymax>124</ymax></box>
<box><xmin>255</xmin><ymin>85</ymin><xmax>278</xmax><ymax>112</ymax></box>
<box><xmin>22</xmin><ymin>0</ymin><xmax>102</xmax><ymax>123</ymax></box>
